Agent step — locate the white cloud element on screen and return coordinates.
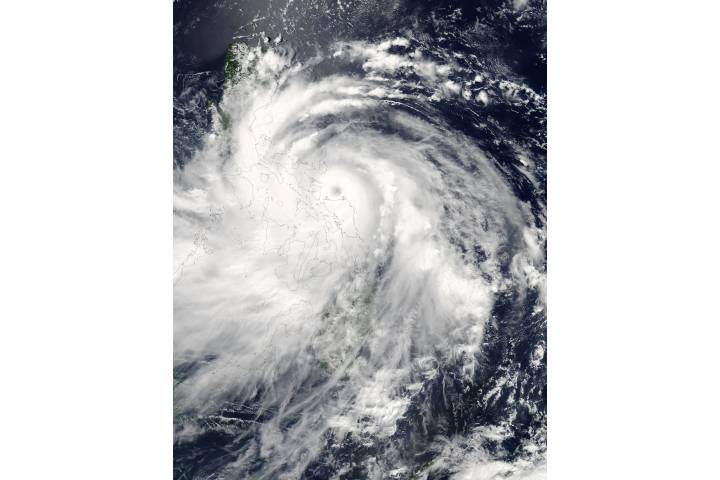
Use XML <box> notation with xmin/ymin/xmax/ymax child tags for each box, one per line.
<box><xmin>174</xmin><ymin>42</ymin><xmax>545</xmax><ymax>477</ymax></box>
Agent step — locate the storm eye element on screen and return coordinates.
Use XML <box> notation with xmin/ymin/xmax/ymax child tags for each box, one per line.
<box><xmin>330</xmin><ymin>186</ymin><xmax>342</xmax><ymax>196</ymax></box>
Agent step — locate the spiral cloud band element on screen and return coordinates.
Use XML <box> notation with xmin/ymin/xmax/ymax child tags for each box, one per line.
<box><xmin>174</xmin><ymin>32</ymin><xmax>546</xmax><ymax>480</ymax></box>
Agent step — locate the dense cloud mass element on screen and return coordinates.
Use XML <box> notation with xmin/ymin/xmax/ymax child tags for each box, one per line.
<box><xmin>174</xmin><ymin>2</ymin><xmax>546</xmax><ymax>478</ymax></box>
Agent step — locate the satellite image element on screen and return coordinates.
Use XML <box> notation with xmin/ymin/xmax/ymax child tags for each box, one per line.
<box><xmin>173</xmin><ymin>1</ymin><xmax>546</xmax><ymax>478</ymax></box>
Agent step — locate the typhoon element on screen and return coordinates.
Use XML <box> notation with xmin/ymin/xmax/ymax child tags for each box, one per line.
<box><xmin>174</xmin><ymin>1</ymin><xmax>546</xmax><ymax>479</ymax></box>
